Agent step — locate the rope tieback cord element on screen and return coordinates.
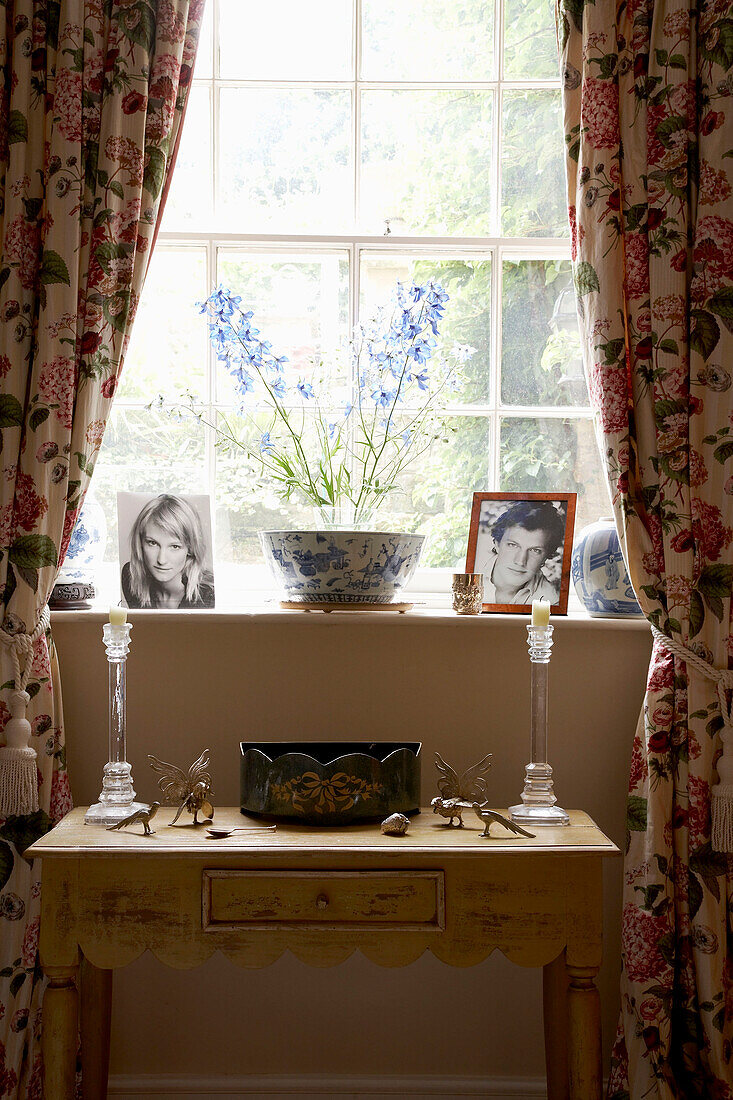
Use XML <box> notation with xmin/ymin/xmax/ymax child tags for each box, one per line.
<box><xmin>0</xmin><ymin>606</ymin><xmax>51</xmax><ymax>693</ymax></box>
<box><xmin>0</xmin><ymin>606</ymin><xmax>51</xmax><ymax>818</ymax></box>
<box><xmin>650</xmin><ymin>623</ymin><xmax>733</xmax><ymax>853</ymax></box>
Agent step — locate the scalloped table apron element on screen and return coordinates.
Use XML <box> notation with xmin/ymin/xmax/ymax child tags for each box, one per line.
<box><xmin>27</xmin><ymin>806</ymin><xmax>619</xmax><ymax>1099</ymax></box>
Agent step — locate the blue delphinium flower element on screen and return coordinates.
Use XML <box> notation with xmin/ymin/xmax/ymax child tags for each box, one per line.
<box><xmin>233</xmin><ymin>370</ymin><xmax>254</xmax><ymax>396</ymax></box>
<box><xmin>194</xmin><ymin>276</ymin><xmax>469</xmax><ymax>525</ymax></box>
<box><xmin>372</xmin><ymin>383</ymin><xmax>396</xmax><ymax>408</ymax></box>
<box><xmin>409</xmin><ymin>368</ymin><xmax>430</xmax><ymax>391</ymax></box>
<box><xmin>406</xmin><ymin>339</ymin><xmax>435</xmax><ymax>365</ymax></box>
<box><xmin>452</xmin><ymin>343</ymin><xmax>476</xmax><ymax>363</ymax></box>
<box><xmin>199</xmin><ymin>285</ymin><xmax>241</xmax><ymax>323</ymax></box>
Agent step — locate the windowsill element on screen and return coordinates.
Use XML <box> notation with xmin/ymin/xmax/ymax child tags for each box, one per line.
<box><xmin>55</xmin><ymin>561</ymin><xmax>649</xmax><ymax>629</ymax></box>
<box><xmin>50</xmin><ymin>601</ymin><xmax>650</xmax><ymax>629</ymax></box>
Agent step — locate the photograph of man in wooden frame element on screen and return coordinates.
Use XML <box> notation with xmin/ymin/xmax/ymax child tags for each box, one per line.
<box><xmin>465</xmin><ymin>492</ymin><xmax>577</xmax><ymax>614</ymax></box>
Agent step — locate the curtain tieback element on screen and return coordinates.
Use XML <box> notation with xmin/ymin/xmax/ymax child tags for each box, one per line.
<box><xmin>0</xmin><ymin>606</ymin><xmax>50</xmax><ymax>818</ymax></box>
<box><xmin>651</xmin><ymin>624</ymin><xmax>733</xmax><ymax>853</ymax></box>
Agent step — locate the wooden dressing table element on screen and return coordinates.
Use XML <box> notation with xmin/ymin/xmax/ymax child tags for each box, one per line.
<box><xmin>28</xmin><ymin>806</ymin><xmax>619</xmax><ymax>1098</ymax></box>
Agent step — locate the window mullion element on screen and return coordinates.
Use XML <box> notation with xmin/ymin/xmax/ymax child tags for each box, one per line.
<box><xmin>354</xmin><ymin>0</ymin><xmax>361</xmax><ymax>231</ymax></box>
<box><xmin>491</xmin><ymin>246</ymin><xmax>502</xmax><ymax>491</ymax></box>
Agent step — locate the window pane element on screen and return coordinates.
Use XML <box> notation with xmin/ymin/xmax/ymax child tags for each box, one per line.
<box><xmin>361</xmin><ymin>90</ymin><xmax>493</xmax><ymax>236</ymax></box>
<box><xmin>360</xmin><ymin>252</ymin><xmax>492</xmax><ymax>404</ymax></box>
<box><xmin>95</xmin><ymin>408</ymin><xmax>208</xmax><ymax>562</ymax></box>
<box><xmin>501</xmin><ymin>259</ymin><xmax>585</xmax><ymax>407</ymax></box>
<box><xmin>161</xmin><ymin>86</ymin><xmax>212</xmax><ymax>228</ymax></box>
<box><xmin>503</xmin><ymin>0</ymin><xmax>557</xmax><ymax>79</ymax></box>
<box><xmin>216</xmin><ymin>251</ymin><xmax>349</xmax><ymax>403</ymax></box>
<box><xmin>214</xmin><ymin>412</ymin><xmax>327</xmax><ymax>564</ymax></box>
<box><xmin>501</xmin><ymin>90</ymin><xmax>567</xmax><ymax>237</ymax></box>
<box><xmin>362</xmin><ymin>0</ymin><xmax>494</xmax><ymax>81</ymax></box>
<box><xmin>193</xmin><ymin>0</ymin><xmax>213</xmax><ymax>79</ymax></box>
<box><xmin>375</xmin><ymin>416</ymin><xmax>491</xmax><ymax>567</ymax></box>
<box><xmin>499</xmin><ymin>417</ymin><xmax>610</xmax><ymax>531</ymax></box>
<box><xmin>214</xmin><ymin>409</ymin><xmax>490</xmax><ymax>569</ymax></box>
<box><xmin>119</xmin><ymin>247</ymin><xmax>208</xmax><ymax>403</ymax></box>
<box><xmin>219</xmin><ymin>0</ymin><xmax>352</xmax><ymax>79</ymax></box>
<box><xmin>219</xmin><ymin>89</ymin><xmax>352</xmax><ymax>233</ymax></box>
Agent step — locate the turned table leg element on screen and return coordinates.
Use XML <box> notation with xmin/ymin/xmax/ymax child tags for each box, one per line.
<box><xmin>80</xmin><ymin>954</ymin><xmax>112</xmax><ymax>1100</ymax></box>
<box><xmin>543</xmin><ymin>949</ymin><xmax>569</xmax><ymax>1100</ymax></box>
<box><xmin>567</xmin><ymin>962</ymin><xmax>602</xmax><ymax>1100</ymax></box>
<box><xmin>42</xmin><ymin>964</ymin><xmax>79</xmax><ymax>1100</ymax></box>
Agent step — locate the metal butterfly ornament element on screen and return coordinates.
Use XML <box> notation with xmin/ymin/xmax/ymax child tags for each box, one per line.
<box><xmin>431</xmin><ymin>752</ymin><xmax>534</xmax><ymax>838</ymax></box>
<box><xmin>431</xmin><ymin>751</ymin><xmax>493</xmax><ymax>826</ymax></box>
<box><xmin>147</xmin><ymin>748</ymin><xmax>215</xmax><ymax>825</ymax></box>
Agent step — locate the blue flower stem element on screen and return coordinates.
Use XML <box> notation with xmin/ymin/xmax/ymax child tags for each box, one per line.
<box><xmin>353</xmin><ymin>302</ymin><xmax>427</xmax><ymax>520</ymax></box>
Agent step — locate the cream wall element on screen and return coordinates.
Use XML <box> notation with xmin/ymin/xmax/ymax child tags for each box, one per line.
<box><xmin>51</xmin><ymin>610</ymin><xmax>651</xmax><ymax>1088</ymax></box>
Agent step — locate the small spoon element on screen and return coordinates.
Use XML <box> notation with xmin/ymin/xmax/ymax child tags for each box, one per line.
<box><xmin>205</xmin><ymin>824</ymin><xmax>277</xmax><ymax>839</ymax></box>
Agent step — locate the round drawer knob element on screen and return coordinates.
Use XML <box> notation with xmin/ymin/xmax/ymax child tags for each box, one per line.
<box><xmin>316</xmin><ymin>893</ymin><xmax>329</xmax><ymax>910</ymax></box>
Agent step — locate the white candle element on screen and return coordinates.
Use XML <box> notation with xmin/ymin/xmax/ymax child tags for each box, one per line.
<box><xmin>531</xmin><ymin>598</ymin><xmax>550</xmax><ymax>628</ymax></box>
<box><xmin>109</xmin><ymin>606</ymin><xmax>127</xmax><ymax>626</ymax></box>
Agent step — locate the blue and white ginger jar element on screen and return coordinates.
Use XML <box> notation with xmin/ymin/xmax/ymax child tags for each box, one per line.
<box><xmin>51</xmin><ymin>489</ymin><xmax>107</xmax><ymax>608</ymax></box>
<box><xmin>572</xmin><ymin>517</ymin><xmax>644</xmax><ymax>618</ymax></box>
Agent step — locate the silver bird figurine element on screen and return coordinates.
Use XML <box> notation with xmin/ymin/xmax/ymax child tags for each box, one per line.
<box><xmin>472</xmin><ymin>803</ymin><xmax>535</xmax><ymax>839</ymax></box>
<box><xmin>106</xmin><ymin>801</ymin><xmax>161</xmax><ymax>836</ymax></box>
<box><xmin>431</xmin><ymin>751</ymin><xmax>493</xmax><ymax>827</ymax></box>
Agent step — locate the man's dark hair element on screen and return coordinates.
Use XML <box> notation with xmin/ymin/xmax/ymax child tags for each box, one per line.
<box><xmin>491</xmin><ymin>500</ymin><xmax>566</xmax><ymax>557</ymax></box>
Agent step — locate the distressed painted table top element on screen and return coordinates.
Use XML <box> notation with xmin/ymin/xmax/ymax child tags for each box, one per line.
<box><xmin>27</xmin><ymin>806</ymin><xmax>619</xmax><ymax>859</ymax></box>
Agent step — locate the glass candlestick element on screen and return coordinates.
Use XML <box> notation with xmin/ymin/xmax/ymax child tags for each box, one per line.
<box><xmin>84</xmin><ymin>622</ymin><xmax>146</xmax><ymax>826</ymax></box>
<box><xmin>509</xmin><ymin>624</ymin><xmax>569</xmax><ymax>827</ymax></box>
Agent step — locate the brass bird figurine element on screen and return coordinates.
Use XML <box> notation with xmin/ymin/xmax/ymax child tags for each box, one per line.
<box><xmin>106</xmin><ymin>801</ymin><xmax>160</xmax><ymax>836</ymax></box>
<box><xmin>431</xmin><ymin>752</ymin><xmax>493</xmax><ymax>827</ymax></box>
<box><xmin>148</xmin><ymin>748</ymin><xmax>214</xmax><ymax>826</ymax></box>
<box><xmin>472</xmin><ymin>803</ymin><xmax>535</xmax><ymax>839</ymax></box>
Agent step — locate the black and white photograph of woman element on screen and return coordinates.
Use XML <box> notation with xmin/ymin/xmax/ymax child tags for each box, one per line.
<box><xmin>117</xmin><ymin>492</ymin><xmax>215</xmax><ymax>609</ymax></box>
<box><xmin>466</xmin><ymin>492</ymin><xmax>576</xmax><ymax>613</ymax></box>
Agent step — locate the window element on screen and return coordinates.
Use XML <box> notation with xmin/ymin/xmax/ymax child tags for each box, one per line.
<box><xmin>94</xmin><ymin>0</ymin><xmax>609</xmax><ymax>593</ymax></box>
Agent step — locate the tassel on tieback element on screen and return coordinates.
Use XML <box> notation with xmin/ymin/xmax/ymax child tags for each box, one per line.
<box><xmin>0</xmin><ymin>691</ymin><xmax>38</xmax><ymax>817</ymax></box>
<box><xmin>711</xmin><ymin>727</ymin><xmax>733</xmax><ymax>853</ymax></box>
<box><xmin>0</xmin><ymin>606</ymin><xmax>49</xmax><ymax>818</ymax></box>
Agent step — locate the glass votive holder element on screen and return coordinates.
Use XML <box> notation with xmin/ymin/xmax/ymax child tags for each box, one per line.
<box><xmin>452</xmin><ymin>573</ymin><xmax>484</xmax><ymax>615</ymax></box>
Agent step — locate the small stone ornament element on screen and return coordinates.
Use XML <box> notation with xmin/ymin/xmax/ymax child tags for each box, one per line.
<box><xmin>106</xmin><ymin>801</ymin><xmax>160</xmax><ymax>836</ymax></box>
<box><xmin>148</xmin><ymin>748</ymin><xmax>214</xmax><ymax>825</ymax></box>
<box><xmin>381</xmin><ymin>812</ymin><xmax>410</xmax><ymax>836</ymax></box>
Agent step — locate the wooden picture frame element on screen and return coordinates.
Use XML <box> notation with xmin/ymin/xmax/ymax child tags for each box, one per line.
<box><xmin>465</xmin><ymin>492</ymin><xmax>577</xmax><ymax>615</ymax></box>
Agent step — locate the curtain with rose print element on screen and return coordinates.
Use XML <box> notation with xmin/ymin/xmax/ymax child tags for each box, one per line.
<box><xmin>0</xmin><ymin>1</ymin><xmax>205</xmax><ymax>1093</ymax></box>
<box><xmin>557</xmin><ymin>0</ymin><xmax>733</xmax><ymax>1093</ymax></box>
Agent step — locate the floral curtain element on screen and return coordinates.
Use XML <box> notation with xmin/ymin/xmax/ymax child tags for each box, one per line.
<box><xmin>557</xmin><ymin>0</ymin><xmax>733</xmax><ymax>1092</ymax></box>
<box><xmin>0</xmin><ymin>1</ymin><xmax>205</xmax><ymax>1094</ymax></box>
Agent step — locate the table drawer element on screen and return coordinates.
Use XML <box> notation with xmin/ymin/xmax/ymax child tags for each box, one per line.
<box><xmin>202</xmin><ymin>870</ymin><xmax>445</xmax><ymax>931</ymax></box>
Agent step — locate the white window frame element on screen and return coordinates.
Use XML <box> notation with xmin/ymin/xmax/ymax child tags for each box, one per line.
<box><xmin>107</xmin><ymin>1</ymin><xmax>598</xmax><ymax>603</ymax></box>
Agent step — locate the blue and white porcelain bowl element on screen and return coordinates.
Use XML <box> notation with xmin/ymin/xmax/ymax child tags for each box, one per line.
<box><xmin>259</xmin><ymin>530</ymin><xmax>425</xmax><ymax>604</ymax></box>
<box><xmin>572</xmin><ymin>517</ymin><xmax>644</xmax><ymax>618</ymax></box>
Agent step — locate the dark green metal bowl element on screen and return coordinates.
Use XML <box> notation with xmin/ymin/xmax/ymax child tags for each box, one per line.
<box><xmin>240</xmin><ymin>741</ymin><xmax>421</xmax><ymax>825</ymax></box>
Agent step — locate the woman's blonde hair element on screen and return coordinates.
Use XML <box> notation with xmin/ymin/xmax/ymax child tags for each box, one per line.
<box><xmin>128</xmin><ymin>495</ymin><xmax>208</xmax><ymax>608</ymax></box>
